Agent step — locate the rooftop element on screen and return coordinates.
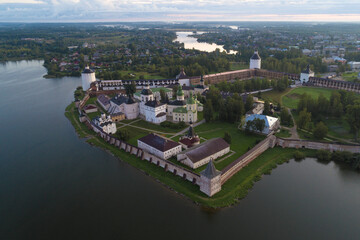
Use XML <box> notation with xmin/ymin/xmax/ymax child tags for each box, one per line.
<box><xmin>183</xmin><ymin>138</ymin><xmax>230</xmax><ymax>164</ymax></box>
<box><xmin>138</xmin><ymin>133</ymin><xmax>180</xmax><ymax>152</ymax></box>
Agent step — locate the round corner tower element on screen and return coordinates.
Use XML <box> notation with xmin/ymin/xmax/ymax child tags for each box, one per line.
<box><xmin>81</xmin><ymin>66</ymin><xmax>96</xmax><ymax>91</ymax></box>
<box><xmin>250</xmin><ymin>51</ymin><xmax>261</xmax><ymax>69</ymax></box>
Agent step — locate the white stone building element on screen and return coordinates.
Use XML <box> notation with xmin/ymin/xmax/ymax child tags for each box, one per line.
<box><xmin>108</xmin><ymin>94</ymin><xmax>139</xmax><ymax>120</ymax></box>
<box><xmin>137</xmin><ymin>133</ymin><xmax>182</xmax><ymax>160</ymax></box>
<box><xmin>92</xmin><ymin>114</ymin><xmax>117</xmax><ymax>134</ymax></box>
<box><xmin>139</xmin><ymin>85</ymin><xmax>167</xmax><ymax>124</ymax></box>
<box><xmin>177</xmin><ymin>138</ymin><xmax>230</xmax><ymax>169</ymax></box>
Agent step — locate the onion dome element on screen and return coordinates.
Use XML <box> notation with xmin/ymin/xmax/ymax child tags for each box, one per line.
<box><xmin>177</xmin><ymin>85</ymin><xmax>184</xmax><ymax>96</ymax></box>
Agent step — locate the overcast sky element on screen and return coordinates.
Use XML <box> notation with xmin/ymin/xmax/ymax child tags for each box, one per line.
<box><xmin>1</xmin><ymin>0</ymin><xmax>360</xmax><ymax>22</ymax></box>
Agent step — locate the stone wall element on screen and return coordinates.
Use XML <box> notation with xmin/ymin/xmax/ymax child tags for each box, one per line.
<box><xmin>220</xmin><ymin>135</ymin><xmax>277</xmax><ymax>185</ymax></box>
<box><xmin>276</xmin><ymin>138</ymin><xmax>360</xmax><ymax>153</ymax></box>
<box><xmin>308</xmin><ymin>77</ymin><xmax>360</xmax><ymax>93</ymax></box>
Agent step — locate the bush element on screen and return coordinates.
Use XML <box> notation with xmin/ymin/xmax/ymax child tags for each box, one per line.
<box><xmin>293</xmin><ymin>150</ymin><xmax>305</xmax><ymax>161</ymax></box>
<box><xmin>117</xmin><ymin>129</ymin><xmax>130</xmax><ymax>141</ymax></box>
<box><xmin>160</xmin><ymin>121</ymin><xmax>186</xmax><ymax>130</ymax></box>
<box><xmin>316</xmin><ymin>149</ymin><xmax>331</xmax><ymax>162</ymax></box>
<box><xmin>331</xmin><ymin>151</ymin><xmax>354</xmax><ymax>164</ymax></box>
<box><xmin>223</xmin><ymin>132</ymin><xmax>232</xmax><ymax>144</ymax></box>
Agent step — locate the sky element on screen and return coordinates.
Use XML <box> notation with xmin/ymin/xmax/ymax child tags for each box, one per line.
<box><xmin>1</xmin><ymin>0</ymin><xmax>360</xmax><ymax>22</ymax></box>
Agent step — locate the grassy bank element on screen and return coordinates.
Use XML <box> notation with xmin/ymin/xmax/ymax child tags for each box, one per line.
<box><xmin>65</xmin><ymin>102</ymin><xmax>316</xmax><ymax>208</ymax></box>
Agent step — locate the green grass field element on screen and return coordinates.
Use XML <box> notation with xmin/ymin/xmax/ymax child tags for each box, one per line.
<box><xmin>131</xmin><ymin>119</ymin><xmax>187</xmax><ymax>134</ymax></box>
<box><xmin>282</xmin><ymin>87</ymin><xmax>334</xmax><ymax>109</ymax></box>
<box><xmin>260</xmin><ymin>88</ymin><xmax>292</xmax><ymax>104</ymax></box>
<box><xmin>275</xmin><ymin>128</ymin><xmax>291</xmax><ymax>138</ymax></box>
<box><xmin>117</xmin><ymin>125</ymin><xmax>151</xmax><ymax>146</ymax></box>
<box><xmin>342</xmin><ymin>72</ymin><xmax>359</xmax><ymax>82</ymax></box>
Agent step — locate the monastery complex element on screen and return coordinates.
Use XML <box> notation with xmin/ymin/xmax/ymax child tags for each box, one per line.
<box><xmin>76</xmin><ymin>51</ymin><xmax>360</xmax><ymax>197</ymax></box>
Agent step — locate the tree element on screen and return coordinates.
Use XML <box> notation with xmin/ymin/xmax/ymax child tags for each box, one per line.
<box><xmin>223</xmin><ymin>132</ymin><xmax>232</xmax><ymax>144</ymax></box>
<box><xmin>253</xmin><ymin>118</ymin><xmax>265</xmax><ymax>132</ymax></box>
<box><xmin>297</xmin><ymin>108</ymin><xmax>311</xmax><ymax>129</ymax></box>
<box><xmin>172</xmin><ymin>85</ymin><xmax>178</xmax><ymax>99</ymax></box>
<box><xmin>117</xmin><ymin>129</ymin><xmax>130</xmax><ymax>141</ymax></box>
<box><xmin>263</xmin><ymin>100</ymin><xmax>271</xmax><ymax>115</ymax></box>
<box><xmin>313</xmin><ymin>121</ymin><xmax>328</xmax><ymax>139</ymax></box>
<box><xmin>159</xmin><ymin>89</ymin><xmax>166</xmax><ymax>103</ymax></box>
<box><xmin>280</xmin><ymin>108</ymin><xmax>292</xmax><ymax>126</ymax></box>
<box><xmin>346</xmin><ymin>100</ymin><xmax>360</xmax><ymax>141</ymax></box>
<box><xmin>245</xmin><ymin>95</ymin><xmax>254</xmax><ymax>112</ymax></box>
<box><xmin>204</xmin><ymin>99</ymin><xmax>214</xmax><ymax>122</ymax></box>
<box><xmin>124</xmin><ymin>81</ymin><xmax>136</xmax><ymax>97</ymax></box>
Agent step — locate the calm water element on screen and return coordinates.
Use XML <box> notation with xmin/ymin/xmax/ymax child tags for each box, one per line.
<box><xmin>175</xmin><ymin>32</ymin><xmax>237</xmax><ymax>54</ymax></box>
<box><xmin>1</xmin><ymin>60</ymin><xmax>360</xmax><ymax>239</ymax></box>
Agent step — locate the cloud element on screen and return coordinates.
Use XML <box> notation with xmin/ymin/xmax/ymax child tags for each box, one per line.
<box><xmin>0</xmin><ymin>0</ymin><xmax>360</xmax><ymax>21</ymax></box>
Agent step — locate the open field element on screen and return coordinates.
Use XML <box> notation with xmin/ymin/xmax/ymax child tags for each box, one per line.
<box><xmin>230</xmin><ymin>62</ymin><xmax>248</xmax><ymax>71</ymax></box>
<box><xmin>131</xmin><ymin>119</ymin><xmax>187</xmax><ymax>134</ymax></box>
<box><xmin>260</xmin><ymin>88</ymin><xmax>292</xmax><ymax>104</ymax></box>
<box><xmin>116</xmin><ymin>125</ymin><xmax>151</xmax><ymax>146</ymax></box>
<box><xmin>282</xmin><ymin>87</ymin><xmax>333</xmax><ymax>109</ymax></box>
<box><xmin>342</xmin><ymin>72</ymin><xmax>359</xmax><ymax>82</ymax></box>
<box><xmin>275</xmin><ymin>128</ymin><xmax>291</xmax><ymax>138</ymax></box>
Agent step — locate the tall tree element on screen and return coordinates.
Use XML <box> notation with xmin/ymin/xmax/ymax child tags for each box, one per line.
<box><xmin>298</xmin><ymin>108</ymin><xmax>312</xmax><ymax>130</ymax></box>
<box><xmin>346</xmin><ymin>101</ymin><xmax>360</xmax><ymax>141</ymax></box>
<box><xmin>313</xmin><ymin>121</ymin><xmax>328</xmax><ymax>139</ymax></box>
<box><xmin>204</xmin><ymin>99</ymin><xmax>214</xmax><ymax>122</ymax></box>
<box><xmin>124</xmin><ymin>81</ymin><xmax>136</xmax><ymax>97</ymax></box>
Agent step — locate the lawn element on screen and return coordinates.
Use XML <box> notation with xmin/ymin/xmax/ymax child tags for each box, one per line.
<box><xmin>194</xmin><ymin>121</ymin><xmax>265</xmax><ymax>171</ymax></box>
<box><xmin>131</xmin><ymin>119</ymin><xmax>187</xmax><ymax>133</ymax></box>
<box><xmin>260</xmin><ymin>88</ymin><xmax>292</xmax><ymax>105</ymax></box>
<box><xmin>87</xmin><ymin>111</ymin><xmax>101</xmax><ymax>120</ymax></box>
<box><xmin>322</xmin><ymin>117</ymin><xmax>353</xmax><ymax>140</ymax></box>
<box><xmin>342</xmin><ymin>72</ymin><xmax>359</xmax><ymax>82</ymax></box>
<box><xmin>275</xmin><ymin>128</ymin><xmax>291</xmax><ymax>138</ymax></box>
<box><xmin>282</xmin><ymin>87</ymin><xmax>334</xmax><ymax>109</ymax></box>
<box><xmin>117</xmin><ymin>125</ymin><xmax>151</xmax><ymax>146</ymax></box>
<box><xmin>85</xmin><ymin>97</ymin><xmax>98</xmax><ymax>105</ymax></box>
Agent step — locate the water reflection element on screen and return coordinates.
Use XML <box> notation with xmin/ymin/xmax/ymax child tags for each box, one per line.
<box><xmin>174</xmin><ymin>32</ymin><xmax>237</xmax><ymax>54</ymax></box>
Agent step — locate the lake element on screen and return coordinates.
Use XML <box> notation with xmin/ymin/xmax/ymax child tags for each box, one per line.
<box><xmin>1</xmin><ymin>60</ymin><xmax>360</xmax><ymax>239</ymax></box>
<box><xmin>174</xmin><ymin>32</ymin><xmax>237</xmax><ymax>54</ymax></box>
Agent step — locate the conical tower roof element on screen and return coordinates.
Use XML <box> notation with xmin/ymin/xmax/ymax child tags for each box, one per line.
<box><xmin>201</xmin><ymin>160</ymin><xmax>221</xmax><ymax>179</ymax></box>
<box><xmin>251</xmin><ymin>51</ymin><xmax>261</xmax><ymax>60</ymax></box>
